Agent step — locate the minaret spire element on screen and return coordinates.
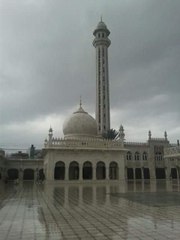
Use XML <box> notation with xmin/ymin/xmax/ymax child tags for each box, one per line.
<box><xmin>93</xmin><ymin>20</ymin><xmax>111</xmax><ymax>136</ymax></box>
<box><xmin>80</xmin><ymin>95</ymin><xmax>82</xmax><ymax>108</ymax></box>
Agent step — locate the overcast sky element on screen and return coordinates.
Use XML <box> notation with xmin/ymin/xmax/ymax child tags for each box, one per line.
<box><xmin>0</xmin><ymin>0</ymin><xmax>180</xmax><ymax>150</ymax></box>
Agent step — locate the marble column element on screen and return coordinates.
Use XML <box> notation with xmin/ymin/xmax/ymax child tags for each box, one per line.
<box><xmin>65</xmin><ymin>165</ymin><xmax>69</xmax><ymax>181</ymax></box>
<box><xmin>106</xmin><ymin>166</ymin><xmax>109</xmax><ymax>180</ymax></box>
<box><xmin>133</xmin><ymin>168</ymin><xmax>136</xmax><ymax>180</ymax></box>
<box><xmin>79</xmin><ymin>164</ymin><xmax>83</xmax><ymax>181</ymax></box>
<box><xmin>93</xmin><ymin>167</ymin><xmax>96</xmax><ymax>181</ymax></box>
<box><xmin>141</xmin><ymin>168</ymin><xmax>144</xmax><ymax>180</ymax></box>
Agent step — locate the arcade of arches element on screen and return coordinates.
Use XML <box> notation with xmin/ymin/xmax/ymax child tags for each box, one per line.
<box><xmin>127</xmin><ymin>168</ymin><xmax>150</xmax><ymax>180</ymax></box>
<box><xmin>5</xmin><ymin>166</ymin><xmax>179</xmax><ymax>181</ymax></box>
<box><xmin>126</xmin><ymin>167</ymin><xmax>180</xmax><ymax>180</ymax></box>
<box><xmin>6</xmin><ymin>168</ymin><xmax>44</xmax><ymax>181</ymax></box>
<box><xmin>54</xmin><ymin>161</ymin><xmax>119</xmax><ymax>180</ymax></box>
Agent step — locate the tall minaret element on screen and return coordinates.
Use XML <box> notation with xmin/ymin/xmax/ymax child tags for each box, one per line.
<box><xmin>93</xmin><ymin>19</ymin><xmax>111</xmax><ymax>136</ymax></box>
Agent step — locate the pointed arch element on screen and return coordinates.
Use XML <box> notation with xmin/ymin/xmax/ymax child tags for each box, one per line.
<box><xmin>127</xmin><ymin>151</ymin><xmax>132</xmax><ymax>160</ymax></box>
<box><xmin>109</xmin><ymin>161</ymin><xmax>118</xmax><ymax>180</ymax></box>
<box><xmin>7</xmin><ymin>168</ymin><xmax>19</xmax><ymax>180</ymax></box>
<box><xmin>83</xmin><ymin>161</ymin><xmax>92</xmax><ymax>180</ymax></box>
<box><xmin>96</xmin><ymin>161</ymin><xmax>106</xmax><ymax>180</ymax></box>
<box><xmin>54</xmin><ymin>161</ymin><xmax>65</xmax><ymax>180</ymax></box>
<box><xmin>69</xmin><ymin>161</ymin><xmax>79</xmax><ymax>180</ymax></box>
<box><xmin>135</xmin><ymin>152</ymin><xmax>140</xmax><ymax>161</ymax></box>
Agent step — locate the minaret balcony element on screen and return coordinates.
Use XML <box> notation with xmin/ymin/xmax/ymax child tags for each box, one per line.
<box><xmin>93</xmin><ymin>38</ymin><xmax>111</xmax><ymax>47</ymax></box>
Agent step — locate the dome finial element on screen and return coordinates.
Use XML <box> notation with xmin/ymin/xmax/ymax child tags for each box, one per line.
<box><xmin>100</xmin><ymin>15</ymin><xmax>103</xmax><ymax>22</ymax></box>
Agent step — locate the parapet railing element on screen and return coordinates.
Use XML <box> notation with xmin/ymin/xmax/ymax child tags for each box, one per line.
<box><xmin>44</xmin><ymin>138</ymin><xmax>124</xmax><ymax>149</ymax></box>
<box><xmin>150</xmin><ymin>137</ymin><xmax>167</xmax><ymax>141</ymax></box>
<box><xmin>5</xmin><ymin>157</ymin><xmax>43</xmax><ymax>161</ymax></box>
<box><xmin>125</xmin><ymin>142</ymin><xmax>148</xmax><ymax>146</ymax></box>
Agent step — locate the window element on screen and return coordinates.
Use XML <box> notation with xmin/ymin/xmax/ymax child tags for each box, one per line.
<box><xmin>155</xmin><ymin>152</ymin><xmax>163</xmax><ymax>161</ymax></box>
<box><xmin>135</xmin><ymin>152</ymin><xmax>140</xmax><ymax>161</ymax></box>
<box><xmin>127</xmin><ymin>151</ymin><xmax>132</xmax><ymax>160</ymax></box>
<box><xmin>143</xmin><ymin>152</ymin><xmax>147</xmax><ymax>160</ymax></box>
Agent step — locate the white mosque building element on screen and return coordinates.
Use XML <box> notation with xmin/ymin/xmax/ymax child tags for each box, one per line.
<box><xmin>0</xmin><ymin>20</ymin><xmax>180</xmax><ymax>182</ymax></box>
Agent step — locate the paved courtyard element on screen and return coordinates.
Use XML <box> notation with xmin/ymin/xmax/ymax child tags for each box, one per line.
<box><xmin>0</xmin><ymin>180</ymin><xmax>180</xmax><ymax>240</ymax></box>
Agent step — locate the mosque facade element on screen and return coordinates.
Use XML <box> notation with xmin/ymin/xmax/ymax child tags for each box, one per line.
<box><xmin>0</xmin><ymin>20</ymin><xmax>180</xmax><ymax>182</ymax></box>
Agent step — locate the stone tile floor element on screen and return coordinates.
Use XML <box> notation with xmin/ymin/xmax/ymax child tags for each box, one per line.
<box><xmin>0</xmin><ymin>180</ymin><xmax>180</xmax><ymax>239</ymax></box>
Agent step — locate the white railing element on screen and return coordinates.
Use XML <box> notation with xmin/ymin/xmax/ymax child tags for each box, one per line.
<box><xmin>44</xmin><ymin>137</ymin><xmax>123</xmax><ymax>149</ymax></box>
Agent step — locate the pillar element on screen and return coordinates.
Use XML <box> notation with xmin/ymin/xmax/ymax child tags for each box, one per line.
<box><xmin>65</xmin><ymin>165</ymin><xmax>69</xmax><ymax>181</ymax></box>
<box><xmin>141</xmin><ymin>168</ymin><xmax>144</xmax><ymax>180</ymax></box>
<box><xmin>133</xmin><ymin>168</ymin><xmax>136</xmax><ymax>180</ymax></box>
<box><xmin>79</xmin><ymin>164</ymin><xmax>83</xmax><ymax>181</ymax></box>
<box><xmin>106</xmin><ymin>165</ymin><xmax>109</xmax><ymax>180</ymax></box>
<box><xmin>93</xmin><ymin>167</ymin><xmax>96</xmax><ymax>181</ymax></box>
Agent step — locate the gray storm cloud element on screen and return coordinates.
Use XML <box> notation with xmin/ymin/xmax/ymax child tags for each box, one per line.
<box><xmin>0</xmin><ymin>0</ymin><xmax>180</xmax><ymax>148</ymax></box>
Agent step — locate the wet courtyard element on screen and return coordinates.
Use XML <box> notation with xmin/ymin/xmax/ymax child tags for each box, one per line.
<box><xmin>0</xmin><ymin>180</ymin><xmax>180</xmax><ymax>240</ymax></box>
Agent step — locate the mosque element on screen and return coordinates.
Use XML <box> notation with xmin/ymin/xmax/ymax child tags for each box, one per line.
<box><xmin>0</xmin><ymin>20</ymin><xmax>180</xmax><ymax>182</ymax></box>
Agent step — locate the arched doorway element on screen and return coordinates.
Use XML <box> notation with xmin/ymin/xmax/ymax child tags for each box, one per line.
<box><xmin>23</xmin><ymin>169</ymin><xmax>34</xmax><ymax>180</ymax></box>
<box><xmin>54</xmin><ymin>161</ymin><xmax>65</xmax><ymax>180</ymax></box>
<box><xmin>69</xmin><ymin>161</ymin><xmax>79</xmax><ymax>180</ymax></box>
<box><xmin>135</xmin><ymin>168</ymin><xmax>142</xmax><ymax>179</ymax></box>
<box><xmin>156</xmin><ymin>168</ymin><xmax>166</xmax><ymax>179</ymax></box>
<box><xmin>127</xmin><ymin>168</ymin><xmax>133</xmax><ymax>179</ymax></box>
<box><xmin>143</xmin><ymin>168</ymin><xmax>150</xmax><ymax>179</ymax></box>
<box><xmin>83</xmin><ymin>161</ymin><xmax>92</xmax><ymax>180</ymax></box>
<box><xmin>109</xmin><ymin>162</ymin><xmax>118</xmax><ymax>180</ymax></box>
<box><xmin>171</xmin><ymin>168</ymin><xmax>177</xmax><ymax>179</ymax></box>
<box><xmin>38</xmin><ymin>168</ymin><xmax>45</xmax><ymax>182</ymax></box>
<box><xmin>96</xmin><ymin>161</ymin><xmax>105</xmax><ymax>180</ymax></box>
<box><xmin>7</xmin><ymin>168</ymin><xmax>19</xmax><ymax>180</ymax></box>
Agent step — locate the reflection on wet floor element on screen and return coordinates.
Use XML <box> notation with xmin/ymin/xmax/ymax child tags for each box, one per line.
<box><xmin>0</xmin><ymin>180</ymin><xmax>180</xmax><ymax>239</ymax></box>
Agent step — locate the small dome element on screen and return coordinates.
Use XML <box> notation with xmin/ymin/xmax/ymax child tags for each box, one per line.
<box><xmin>93</xmin><ymin>20</ymin><xmax>110</xmax><ymax>36</ymax></box>
<box><xmin>97</xmin><ymin>21</ymin><xmax>107</xmax><ymax>30</ymax></box>
<box><xmin>63</xmin><ymin>106</ymin><xmax>97</xmax><ymax>139</ymax></box>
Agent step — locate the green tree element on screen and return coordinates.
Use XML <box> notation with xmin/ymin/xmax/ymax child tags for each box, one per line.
<box><xmin>103</xmin><ymin>128</ymin><xmax>118</xmax><ymax>140</ymax></box>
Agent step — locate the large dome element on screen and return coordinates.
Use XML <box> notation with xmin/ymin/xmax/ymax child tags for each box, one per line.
<box><xmin>63</xmin><ymin>106</ymin><xmax>97</xmax><ymax>139</ymax></box>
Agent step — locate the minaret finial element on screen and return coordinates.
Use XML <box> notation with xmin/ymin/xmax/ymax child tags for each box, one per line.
<box><xmin>49</xmin><ymin>125</ymin><xmax>53</xmax><ymax>132</ymax></box>
<box><xmin>80</xmin><ymin>95</ymin><xmax>82</xmax><ymax>108</ymax></box>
